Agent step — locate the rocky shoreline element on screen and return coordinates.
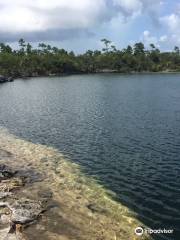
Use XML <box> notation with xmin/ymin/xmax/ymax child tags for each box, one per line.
<box><xmin>0</xmin><ymin>128</ymin><xmax>150</xmax><ymax>240</ymax></box>
<box><xmin>1</xmin><ymin>71</ymin><xmax>180</xmax><ymax>84</ymax></box>
<box><xmin>0</xmin><ymin>75</ymin><xmax>14</xmax><ymax>83</ymax></box>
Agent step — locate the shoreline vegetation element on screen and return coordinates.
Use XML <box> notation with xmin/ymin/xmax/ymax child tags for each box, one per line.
<box><xmin>0</xmin><ymin>38</ymin><xmax>180</xmax><ymax>81</ymax></box>
<box><xmin>0</xmin><ymin>128</ymin><xmax>150</xmax><ymax>240</ymax></box>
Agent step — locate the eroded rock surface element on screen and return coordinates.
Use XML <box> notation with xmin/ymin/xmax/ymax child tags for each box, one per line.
<box><xmin>9</xmin><ymin>198</ymin><xmax>44</xmax><ymax>224</ymax></box>
<box><xmin>0</xmin><ymin>164</ymin><xmax>46</xmax><ymax>240</ymax></box>
<box><xmin>0</xmin><ymin>178</ymin><xmax>24</xmax><ymax>192</ymax></box>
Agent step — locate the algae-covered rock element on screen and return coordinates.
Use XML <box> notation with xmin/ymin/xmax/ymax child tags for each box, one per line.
<box><xmin>87</xmin><ymin>203</ymin><xmax>108</xmax><ymax>214</ymax></box>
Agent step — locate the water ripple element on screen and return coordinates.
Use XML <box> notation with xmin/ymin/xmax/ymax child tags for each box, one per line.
<box><xmin>0</xmin><ymin>74</ymin><xmax>180</xmax><ymax>239</ymax></box>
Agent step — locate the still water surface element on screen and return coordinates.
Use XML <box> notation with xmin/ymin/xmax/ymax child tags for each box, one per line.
<box><xmin>0</xmin><ymin>73</ymin><xmax>180</xmax><ymax>239</ymax></box>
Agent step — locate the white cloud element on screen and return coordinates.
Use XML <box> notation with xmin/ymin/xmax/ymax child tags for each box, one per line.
<box><xmin>141</xmin><ymin>30</ymin><xmax>159</xmax><ymax>47</ymax></box>
<box><xmin>159</xmin><ymin>10</ymin><xmax>180</xmax><ymax>47</ymax></box>
<box><xmin>160</xmin><ymin>13</ymin><xmax>180</xmax><ymax>32</ymax></box>
<box><xmin>0</xmin><ymin>0</ymin><xmax>165</xmax><ymax>42</ymax></box>
<box><xmin>112</xmin><ymin>0</ymin><xmax>162</xmax><ymax>18</ymax></box>
<box><xmin>0</xmin><ymin>0</ymin><xmax>164</xmax><ymax>33</ymax></box>
<box><xmin>141</xmin><ymin>30</ymin><xmax>169</xmax><ymax>48</ymax></box>
<box><xmin>159</xmin><ymin>35</ymin><xmax>167</xmax><ymax>42</ymax></box>
<box><xmin>112</xmin><ymin>0</ymin><xmax>142</xmax><ymax>17</ymax></box>
<box><xmin>0</xmin><ymin>0</ymin><xmax>108</xmax><ymax>33</ymax></box>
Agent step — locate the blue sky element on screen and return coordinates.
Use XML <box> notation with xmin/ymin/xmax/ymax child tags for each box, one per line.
<box><xmin>0</xmin><ymin>0</ymin><xmax>179</xmax><ymax>53</ymax></box>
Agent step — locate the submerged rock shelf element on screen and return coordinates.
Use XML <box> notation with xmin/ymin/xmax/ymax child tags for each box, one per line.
<box><xmin>0</xmin><ymin>128</ymin><xmax>150</xmax><ymax>240</ymax></box>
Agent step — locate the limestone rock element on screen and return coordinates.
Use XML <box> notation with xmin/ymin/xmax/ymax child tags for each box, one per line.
<box><xmin>0</xmin><ymin>192</ymin><xmax>13</xmax><ymax>199</ymax></box>
<box><xmin>0</xmin><ymin>178</ymin><xmax>24</xmax><ymax>192</ymax></box>
<box><xmin>9</xmin><ymin>198</ymin><xmax>44</xmax><ymax>224</ymax></box>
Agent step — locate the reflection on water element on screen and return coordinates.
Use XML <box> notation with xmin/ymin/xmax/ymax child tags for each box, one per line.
<box><xmin>0</xmin><ymin>73</ymin><xmax>180</xmax><ymax>239</ymax></box>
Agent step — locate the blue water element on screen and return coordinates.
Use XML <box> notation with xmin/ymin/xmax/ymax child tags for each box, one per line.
<box><xmin>0</xmin><ymin>73</ymin><xmax>180</xmax><ymax>239</ymax></box>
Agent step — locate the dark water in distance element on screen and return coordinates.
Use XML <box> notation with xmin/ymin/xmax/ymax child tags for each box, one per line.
<box><xmin>0</xmin><ymin>73</ymin><xmax>180</xmax><ymax>239</ymax></box>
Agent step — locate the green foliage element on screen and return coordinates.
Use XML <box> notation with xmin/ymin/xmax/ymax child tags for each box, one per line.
<box><xmin>0</xmin><ymin>38</ymin><xmax>180</xmax><ymax>78</ymax></box>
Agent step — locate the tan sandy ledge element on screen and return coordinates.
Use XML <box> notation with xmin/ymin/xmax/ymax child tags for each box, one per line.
<box><xmin>0</xmin><ymin>127</ymin><xmax>150</xmax><ymax>240</ymax></box>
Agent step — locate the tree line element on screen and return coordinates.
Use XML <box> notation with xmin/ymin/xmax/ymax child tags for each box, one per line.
<box><xmin>0</xmin><ymin>38</ymin><xmax>180</xmax><ymax>78</ymax></box>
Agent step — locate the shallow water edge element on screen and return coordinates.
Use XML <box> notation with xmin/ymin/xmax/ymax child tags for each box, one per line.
<box><xmin>0</xmin><ymin>127</ymin><xmax>150</xmax><ymax>240</ymax></box>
